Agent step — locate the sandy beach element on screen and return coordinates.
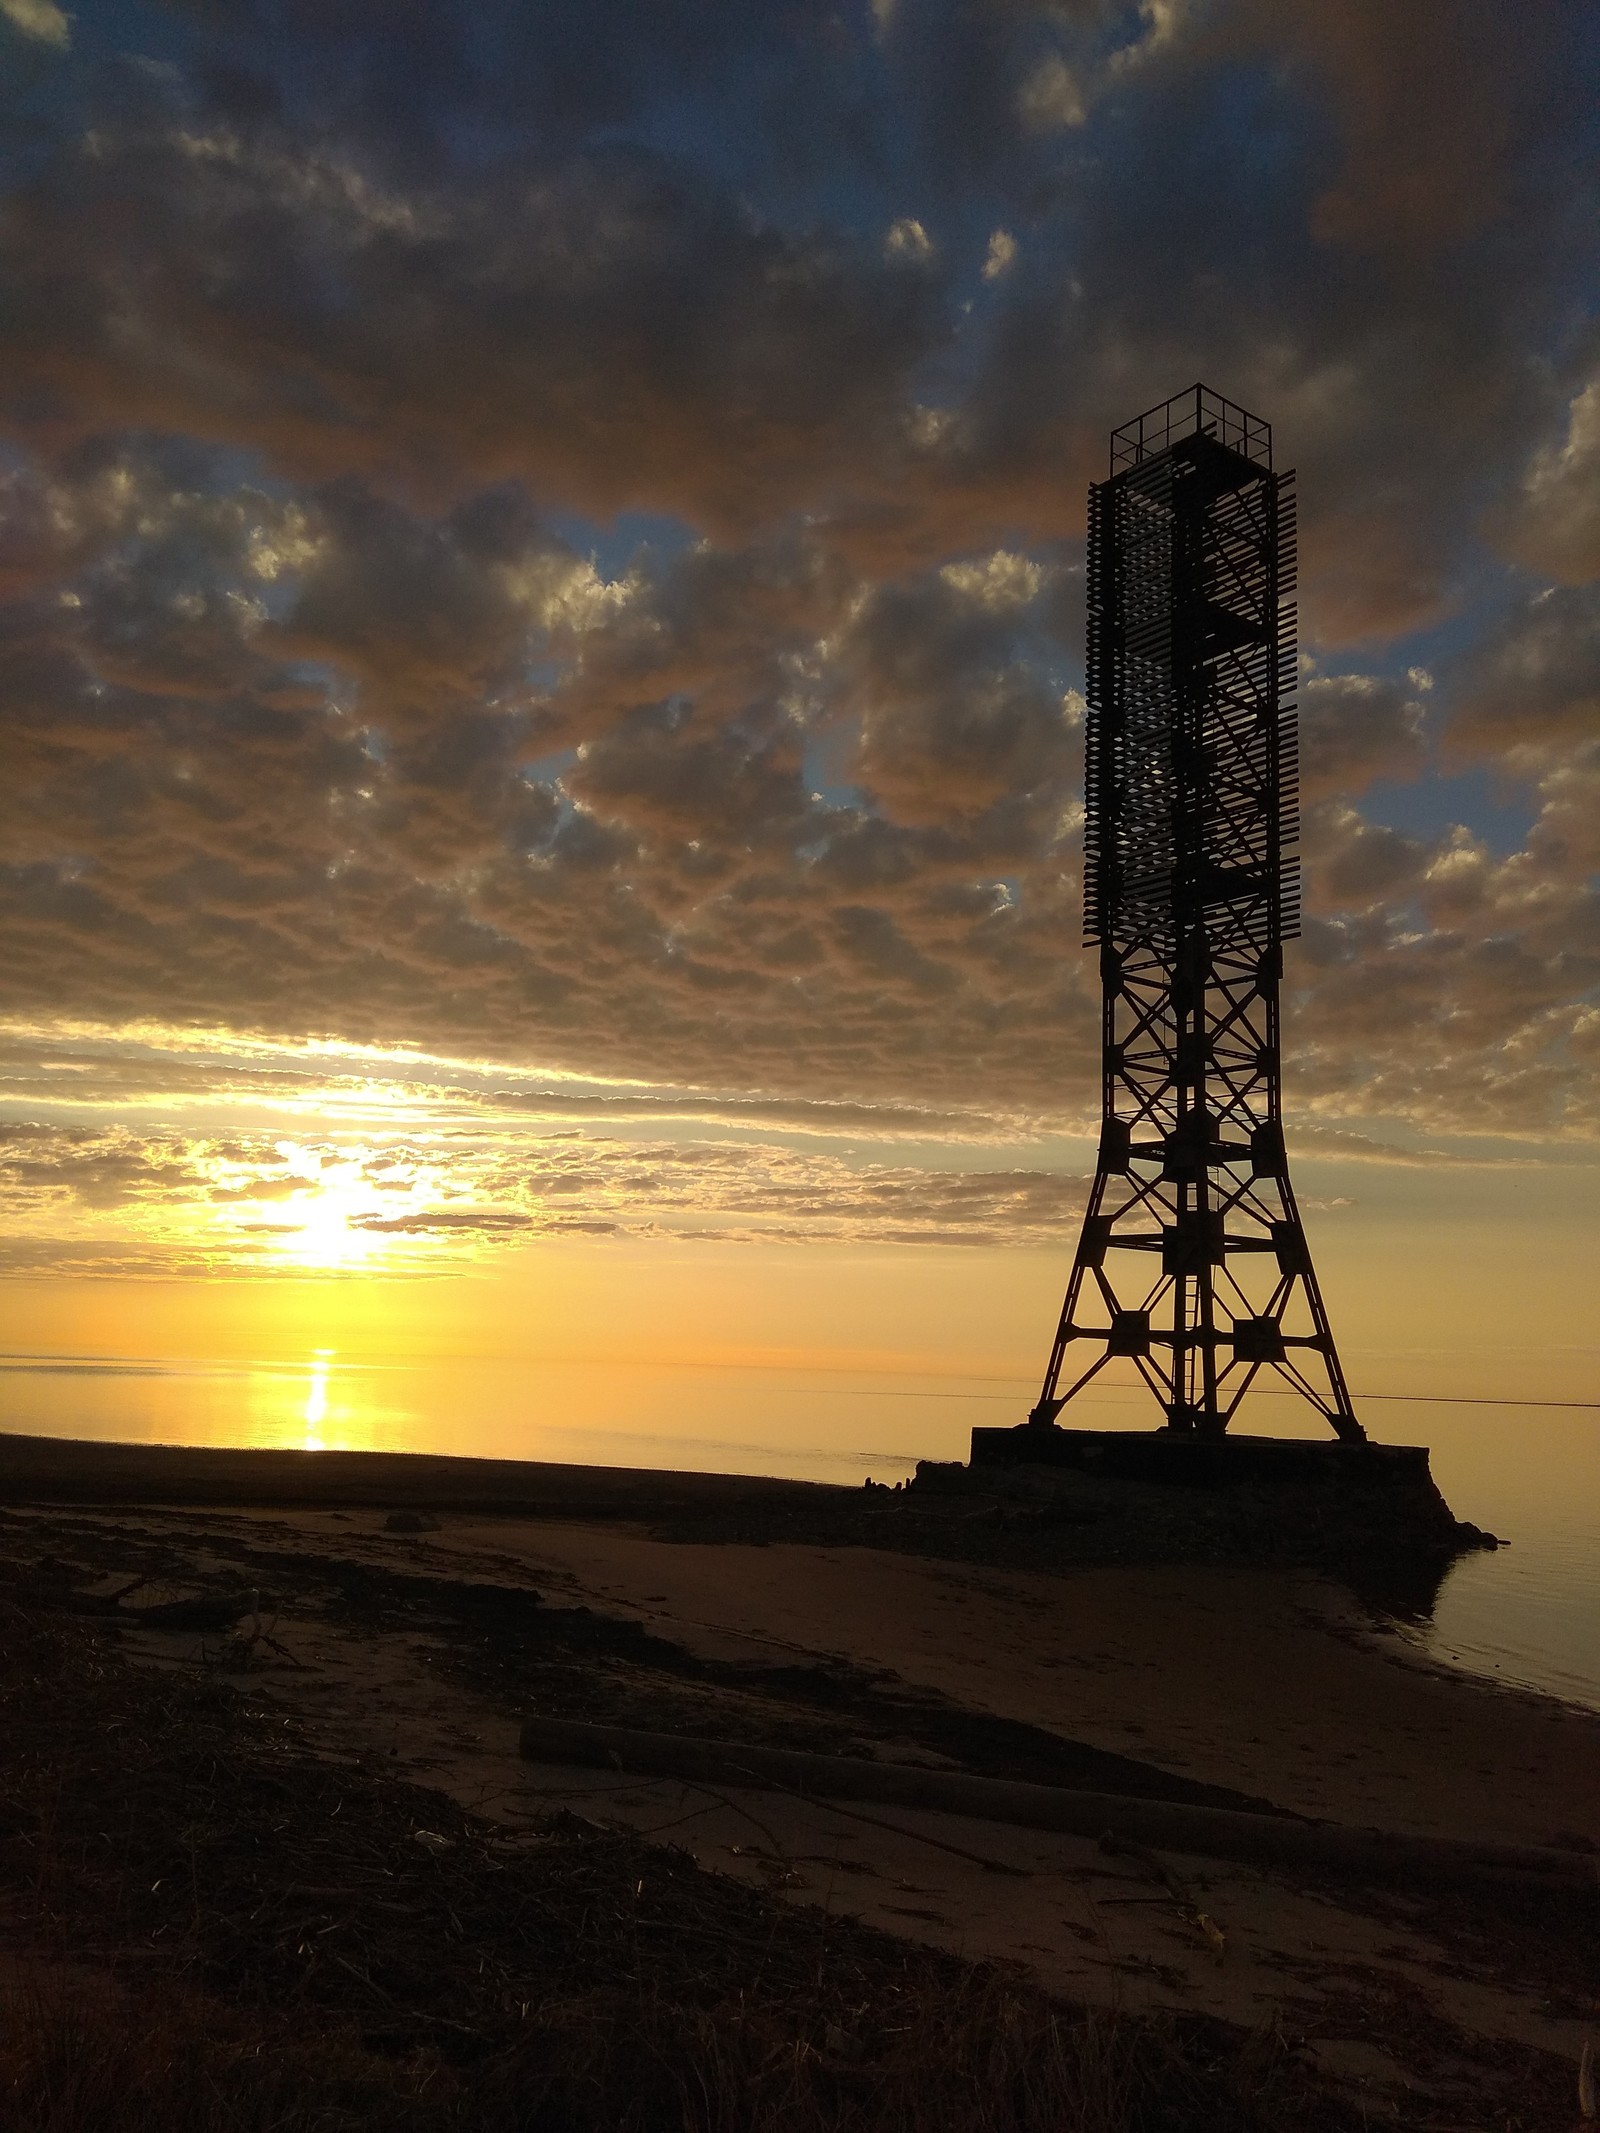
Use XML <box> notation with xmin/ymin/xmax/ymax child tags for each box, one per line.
<box><xmin>1</xmin><ymin>1434</ymin><xmax>1595</xmax><ymax>2127</ymax></box>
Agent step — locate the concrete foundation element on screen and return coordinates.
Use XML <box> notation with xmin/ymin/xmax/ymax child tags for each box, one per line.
<box><xmin>969</xmin><ymin>1425</ymin><xmax>1434</xmax><ymax>1490</ymax></box>
<box><xmin>946</xmin><ymin>1425</ymin><xmax>1497</xmax><ymax>1575</ymax></box>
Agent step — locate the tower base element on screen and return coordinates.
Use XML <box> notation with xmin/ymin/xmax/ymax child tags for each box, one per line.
<box><xmin>955</xmin><ymin>1424</ymin><xmax>1499</xmax><ymax>1582</ymax></box>
<box><xmin>971</xmin><ymin>1424</ymin><xmax>1429</xmax><ymax>1489</ymax></box>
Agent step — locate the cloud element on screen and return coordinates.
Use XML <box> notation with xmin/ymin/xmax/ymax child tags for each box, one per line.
<box><xmin>0</xmin><ymin>0</ymin><xmax>1593</xmax><ymax>1220</ymax></box>
<box><xmin>833</xmin><ymin>556</ymin><xmax>1079</xmax><ymax>827</ymax></box>
<box><xmin>0</xmin><ymin>433</ymin><xmax>1592</xmax><ymax>1152</ymax></box>
<box><xmin>885</xmin><ymin>217</ymin><xmax>936</xmax><ymax>264</ymax></box>
<box><xmin>0</xmin><ymin>411</ymin><xmax>1594</xmax><ymax>1159</ymax></box>
<box><xmin>1224</xmin><ymin>0</ymin><xmax>1548</xmax><ymax>254</ymax></box>
<box><xmin>1500</xmin><ymin>374</ymin><xmax>1600</xmax><ymax>584</ymax></box>
<box><xmin>1287</xmin><ymin>1124</ymin><xmax>1561</xmax><ymax>1168</ymax></box>
<box><xmin>1298</xmin><ymin>671</ymin><xmax>1428</xmax><ymax>801</ymax></box>
<box><xmin>1</xmin><ymin>1</ymin><xmax>1585</xmax><ymax>628</ymax></box>
<box><xmin>1447</xmin><ymin>585</ymin><xmax>1600</xmax><ymax>760</ymax></box>
<box><xmin>0</xmin><ymin>1017</ymin><xmax>1047</xmax><ymax>1142</ymax></box>
<box><xmin>1017</xmin><ymin>56</ymin><xmax>1084</xmax><ymax>133</ymax></box>
<box><xmin>1</xmin><ymin>0</ymin><xmax>68</xmax><ymax>48</ymax></box>
<box><xmin>0</xmin><ymin>108</ymin><xmax>943</xmax><ymax>540</ymax></box>
<box><xmin>1303</xmin><ymin>802</ymin><xmax>1430</xmax><ymax>914</ymax></box>
<box><xmin>981</xmin><ymin>230</ymin><xmax>1017</xmax><ymax>281</ymax></box>
<box><xmin>0</xmin><ymin>1114</ymin><xmax>1095</xmax><ymax>1274</ymax></box>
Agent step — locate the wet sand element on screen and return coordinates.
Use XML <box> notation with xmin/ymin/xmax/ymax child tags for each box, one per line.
<box><xmin>478</xmin><ymin>1521</ymin><xmax>1599</xmax><ymax>1846</ymax></box>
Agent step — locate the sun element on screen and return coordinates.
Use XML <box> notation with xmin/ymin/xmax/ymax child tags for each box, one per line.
<box><xmin>273</xmin><ymin>1175</ymin><xmax>384</xmax><ymax>1271</ymax></box>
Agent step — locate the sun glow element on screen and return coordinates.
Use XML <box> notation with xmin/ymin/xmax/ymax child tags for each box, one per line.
<box><xmin>212</xmin><ymin>1140</ymin><xmax>461</xmax><ymax>1276</ymax></box>
<box><xmin>272</xmin><ymin>1175</ymin><xmax>385</xmax><ymax>1271</ymax></box>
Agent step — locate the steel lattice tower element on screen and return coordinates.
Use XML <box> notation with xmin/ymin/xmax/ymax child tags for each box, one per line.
<box><xmin>1031</xmin><ymin>385</ymin><xmax>1363</xmax><ymax>1442</ymax></box>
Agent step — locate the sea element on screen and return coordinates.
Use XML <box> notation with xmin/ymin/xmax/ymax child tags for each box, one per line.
<box><xmin>1</xmin><ymin>1350</ymin><xmax>1595</xmax><ymax>1714</ymax></box>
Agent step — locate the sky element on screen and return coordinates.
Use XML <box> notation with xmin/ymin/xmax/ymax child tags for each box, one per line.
<box><xmin>0</xmin><ymin>0</ymin><xmax>1596</xmax><ymax>1432</ymax></box>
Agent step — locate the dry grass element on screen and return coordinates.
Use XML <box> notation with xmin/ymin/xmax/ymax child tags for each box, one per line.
<box><xmin>0</xmin><ymin>1587</ymin><xmax>1343</xmax><ymax>2133</ymax></box>
<box><xmin>0</xmin><ymin>1965</ymin><xmax>1312</xmax><ymax>2133</ymax></box>
<box><xmin>0</xmin><ymin>1968</ymin><xmax>412</xmax><ymax>2132</ymax></box>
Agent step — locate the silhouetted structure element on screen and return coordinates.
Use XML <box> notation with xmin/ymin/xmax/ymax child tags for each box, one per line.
<box><xmin>1031</xmin><ymin>386</ymin><xmax>1362</xmax><ymax>1442</ymax></box>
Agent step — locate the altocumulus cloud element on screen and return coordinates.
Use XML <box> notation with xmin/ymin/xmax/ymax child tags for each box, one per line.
<box><xmin>0</xmin><ymin>0</ymin><xmax>1597</xmax><ymax>1278</ymax></box>
<box><xmin>0</xmin><ymin>1119</ymin><xmax>1097</xmax><ymax>1276</ymax></box>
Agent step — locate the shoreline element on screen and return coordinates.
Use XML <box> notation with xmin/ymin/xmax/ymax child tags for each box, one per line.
<box><xmin>5</xmin><ymin>1424</ymin><xmax>1594</xmax><ymax>1719</ymax></box>
<box><xmin>0</xmin><ymin>1426</ymin><xmax>840</xmax><ymax>1513</ymax></box>
<box><xmin>1290</xmin><ymin>1571</ymin><xmax>1600</xmax><ymax>1724</ymax></box>
<box><xmin>1323</xmin><ymin>1584</ymin><xmax>1600</xmax><ymax>1722</ymax></box>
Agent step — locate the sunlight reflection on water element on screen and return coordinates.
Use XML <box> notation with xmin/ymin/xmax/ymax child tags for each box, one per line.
<box><xmin>0</xmin><ymin>1352</ymin><xmax>1594</xmax><ymax>1711</ymax></box>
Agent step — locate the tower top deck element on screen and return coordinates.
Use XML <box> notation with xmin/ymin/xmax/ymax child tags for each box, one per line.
<box><xmin>1110</xmin><ymin>383</ymin><xmax>1272</xmax><ymax>476</ymax></box>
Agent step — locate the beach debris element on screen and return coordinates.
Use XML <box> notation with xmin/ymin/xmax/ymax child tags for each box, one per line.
<box><xmin>24</xmin><ymin>1553</ymin><xmax>94</xmax><ymax>1586</ymax></box>
<box><xmin>1096</xmin><ymin>1831</ymin><xmax>1226</xmax><ymax>1962</ymax></box>
<box><xmin>124</xmin><ymin>1587</ymin><xmax>259</xmax><ymax>1630</ymax></box>
<box><xmin>27</xmin><ymin>1565</ymin><xmax>148</xmax><ymax>1614</ymax></box>
<box><xmin>783</xmin><ymin>1790</ymin><xmax>1031</xmax><ymax>1879</ymax></box>
<box><xmin>21</xmin><ymin>1564</ymin><xmax>269</xmax><ymax>1631</ymax></box>
<box><xmin>211</xmin><ymin>1592</ymin><xmax>308</xmax><ymax>1670</ymax></box>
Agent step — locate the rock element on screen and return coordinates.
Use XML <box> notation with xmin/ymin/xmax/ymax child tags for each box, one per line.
<box><xmin>384</xmin><ymin>1510</ymin><xmax>441</xmax><ymax>1534</ymax></box>
<box><xmin>1454</xmin><ymin>1521</ymin><xmax>1505</xmax><ymax>1549</ymax></box>
<box><xmin>911</xmin><ymin>1461</ymin><xmax>975</xmax><ymax>1495</ymax></box>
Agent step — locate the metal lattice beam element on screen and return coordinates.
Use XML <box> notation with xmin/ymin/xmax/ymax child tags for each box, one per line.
<box><xmin>1033</xmin><ymin>385</ymin><xmax>1362</xmax><ymax>1442</ymax></box>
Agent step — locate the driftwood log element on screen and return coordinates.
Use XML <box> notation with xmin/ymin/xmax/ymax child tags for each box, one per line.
<box><xmin>519</xmin><ymin>1715</ymin><xmax>1597</xmax><ymax>1894</ymax></box>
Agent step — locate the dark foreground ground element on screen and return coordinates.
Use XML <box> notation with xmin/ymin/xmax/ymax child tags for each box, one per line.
<box><xmin>0</xmin><ymin>1588</ymin><xmax>1365</xmax><ymax>2133</ymax></box>
<box><xmin>0</xmin><ymin>1436</ymin><xmax>1593</xmax><ymax>2131</ymax></box>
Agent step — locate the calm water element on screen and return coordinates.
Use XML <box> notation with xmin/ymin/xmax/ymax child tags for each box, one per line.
<box><xmin>1</xmin><ymin>1351</ymin><xmax>1595</xmax><ymax>1712</ymax></box>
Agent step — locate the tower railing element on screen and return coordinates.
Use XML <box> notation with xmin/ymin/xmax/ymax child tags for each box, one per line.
<box><xmin>1109</xmin><ymin>383</ymin><xmax>1273</xmax><ymax>475</ymax></box>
